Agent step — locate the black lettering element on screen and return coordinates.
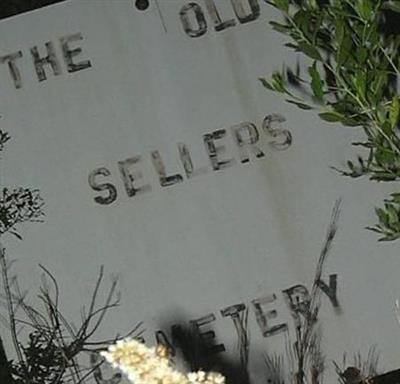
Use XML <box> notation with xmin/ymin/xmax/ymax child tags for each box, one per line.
<box><xmin>118</xmin><ymin>156</ymin><xmax>151</xmax><ymax>197</ymax></box>
<box><xmin>251</xmin><ymin>294</ymin><xmax>287</xmax><ymax>337</ymax></box>
<box><xmin>204</xmin><ymin>0</ymin><xmax>236</xmax><ymax>31</ymax></box>
<box><xmin>178</xmin><ymin>143</ymin><xmax>195</xmax><ymax>178</ymax></box>
<box><xmin>203</xmin><ymin>129</ymin><xmax>235</xmax><ymax>170</ymax></box>
<box><xmin>0</xmin><ymin>51</ymin><xmax>23</xmax><ymax>89</ymax></box>
<box><xmin>282</xmin><ymin>284</ymin><xmax>311</xmax><ymax>328</ymax></box>
<box><xmin>178</xmin><ymin>142</ymin><xmax>209</xmax><ymax>178</ymax></box>
<box><xmin>60</xmin><ymin>33</ymin><xmax>92</xmax><ymax>73</ymax></box>
<box><xmin>262</xmin><ymin>114</ymin><xmax>292</xmax><ymax>150</ymax></box>
<box><xmin>180</xmin><ymin>3</ymin><xmax>207</xmax><ymax>38</ymax></box>
<box><xmin>220</xmin><ymin>303</ymin><xmax>249</xmax><ymax>361</ymax></box>
<box><xmin>190</xmin><ymin>314</ymin><xmax>225</xmax><ymax>355</ymax></box>
<box><xmin>230</xmin><ymin>0</ymin><xmax>260</xmax><ymax>24</ymax></box>
<box><xmin>231</xmin><ymin>122</ymin><xmax>265</xmax><ymax>163</ymax></box>
<box><xmin>88</xmin><ymin>167</ymin><xmax>117</xmax><ymax>205</ymax></box>
<box><xmin>151</xmin><ymin>150</ymin><xmax>183</xmax><ymax>187</ymax></box>
<box><xmin>30</xmin><ymin>42</ymin><xmax>62</xmax><ymax>82</ymax></box>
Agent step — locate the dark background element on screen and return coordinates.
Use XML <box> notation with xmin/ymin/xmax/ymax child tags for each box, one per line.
<box><xmin>0</xmin><ymin>0</ymin><xmax>66</xmax><ymax>20</ymax></box>
<box><xmin>0</xmin><ymin>0</ymin><xmax>152</xmax><ymax>19</ymax></box>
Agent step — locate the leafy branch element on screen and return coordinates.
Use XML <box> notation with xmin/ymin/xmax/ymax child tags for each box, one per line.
<box><xmin>262</xmin><ymin>0</ymin><xmax>400</xmax><ymax>240</ymax></box>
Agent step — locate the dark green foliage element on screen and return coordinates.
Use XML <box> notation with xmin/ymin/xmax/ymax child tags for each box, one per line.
<box><xmin>0</xmin><ymin>261</ymin><xmax>142</xmax><ymax>384</ymax></box>
<box><xmin>262</xmin><ymin>0</ymin><xmax>400</xmax><ymax>240</ymax></box>
<box><xmin>0</xmin><ymin>338</ymin><xmax>14</xmax><ymax>383</ymax></box>
<box><xmin>0</xmin><ymin>130</ymin><xmax>44</xmax><ymax>240</ymax></box>
<box><xmin>0</xmin><ymin>130</ymin><xmax>140</xmax><ymax>383</ymax></box>
<box><xmin>0</xmin><ymin>188</ymin><xmax>44</xmax><ymax>239</ymax></box>
<box><xmin>11</xmin><ymin>331</ymin><xmax>67</xmax><ymax>384</ymax></box>
<box><xmin>0</xmin><ymin>130</ymin><xmax>11</xmax><ymax>152</ymax></box>
<box><xmin>367</xmin><ymin>194</ymin><xmax>400</xmax><ymax>240</ymax></box>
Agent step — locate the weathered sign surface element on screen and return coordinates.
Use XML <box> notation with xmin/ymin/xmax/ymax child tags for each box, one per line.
<box><xmin>0</xmin><ymin>0</ymin><xmax>399</xmax><ymax>382</ymax></box>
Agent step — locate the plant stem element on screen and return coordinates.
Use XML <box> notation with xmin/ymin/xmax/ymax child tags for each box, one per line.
<box><xmin>0</xmin><ymin>336</ymin><xmax>15</xmax><ymax>383</ymax></box>
<box><xmin>0</xmin><ymin>243</ymin><xmax>24</xmax><ymax>365</ymax></box>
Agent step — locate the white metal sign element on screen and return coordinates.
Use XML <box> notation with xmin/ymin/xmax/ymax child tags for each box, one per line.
<box><xmin>0</xmin><ymin>0</ymin><xmax>398</xmax><ymax>381</ymax></box>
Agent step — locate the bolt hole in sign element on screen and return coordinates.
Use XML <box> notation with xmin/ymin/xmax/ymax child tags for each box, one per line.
<box><xmin>0</xmin><ymin>0</ymin><xmax>398</xmax><ymax>382</ymax></box>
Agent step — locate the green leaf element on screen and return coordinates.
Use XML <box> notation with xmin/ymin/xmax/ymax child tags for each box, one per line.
<box><xmin>318</xmin><ymin>111</ymin><xmax>343</xmax><ymax>122</ymax></box>
<box><xmin>366</xmin><ymin>22</ymin><xmax>379</xmax><ymax>45</ymax></box>
<box><xmin>286</xmin><ymin>99</ymin><xmax>313</xmax><ymax>110</ymax></box>
<box><xmin>365</xmin><ymin>226</ymin><xmax>384</xmax><ymax>234</ymax></box>
<box><xmin>370</xmin><ymin>172</ymin><xmax>398</xmax><ymax>181</ymax></box>
<box><xmin>353</xmin><ymin>70</ymin><xmax>366</xmax><ymax>99</ymax></box>
<box><xmin>389</xmin><ymin>95</ymin><xmax>399</xmax><ymax>128</ymax></box>
<box><xmin>336</xmin><ymin>34</ymin><xmax>352</xmax><ymax>66</ymax></box>
<box><xmin>342</xmin><ymin>117</ymin><xmax>361</xmax><ymax>127</ymax></box>
<box><xmin>293</xmin><ymin>10</ymin><xmax>315</xmax><ymax>42</ymax></box>
<box><xmin>271</xmin><ymin>71</ymin><xmax>286</xmax><ymax>92</ymax></box>
<box><xmin>335</xmin><ymin>17</ymin><xmax>345</xmax><ymax>45</ymax></box>
<box><xmin>285</xmin><ymin>43</ymin><xmax>299</xmax><ymax>49</ymax></box>
<box><xmin>390</xmin><ymin>193</ymin><xmax>400</xmax><ymax>203</ymax></box>
<box><xmin>375</xmin><ymin>147</ymin><xmax>396</xmax><ymax>165</ymax></box>
<box><xmin>385</xmin><ymin>203</ymin><xmax>399</xmax><ymax>225</ymax></box>
<box><xmin>382</xmin><ymin>1</ymin><xmax>400</xmax><ymax>13</ymax></box>
<box><xmin>259</xmin><ymin>78</ymin><xmax>274</xmax><ymax>91</ymax></box>
<box><xmin>293</xmin><ymin>10</ymin><xmax>308</xmax><ymax>29</ymax></box>
<box><xmin>379</xmin><ymin>232</ymin><xmax>400</xmax><ymax>241</ymax></box>
<box><xmin>298</xmin><ymin>42</ymin><xmax>322</xmax><ymax>61</ymax></box>
<box><xmin>371</xmin><ymin>70</ymin><xmax>388</xmax><ymax>103</ymax></box>
<box><xmin>356</xmin><ymin>47</ymin><xmax>368</xmax><ymax>64</ymax></box>
<box><xmin>375</xmin><ymin>207</ymin><xmax>389</xmax><ymax>225</ymax></box>
<box><xmin>381</xmin><ymin>121</ymin><xmax>393</xmax><ymax>135</ymax></box>
<box><xmin>308</xmin><ymin>62</ymin><xmax>324</xmax><ymax>101</ymax></box>
<box><xmin>269</xmin><ymin>21</ymin><xmax>291</xmax><ymax>34</ymax></box>
<box><xmin>273</xmin><ymin>0</ymin><xmax>289</xmax><ymax>12</ymax></box>
<box><xmin>355</xmin><ymin>0</ymin><xmax>373</xmax><ymax>20</ymax></box>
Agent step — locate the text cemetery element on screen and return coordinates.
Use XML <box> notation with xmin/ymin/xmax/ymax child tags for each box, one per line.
<box><xmin>151</xmin><ymin>275</ymin><xmax>338</xmax><ymax>357</ymax></box>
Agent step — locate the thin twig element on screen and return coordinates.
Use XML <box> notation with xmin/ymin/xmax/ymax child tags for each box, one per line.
<box><xmin>0</xmin><ymin>244</ymin><xmax>24</xmax><ymax>365</ymax></box>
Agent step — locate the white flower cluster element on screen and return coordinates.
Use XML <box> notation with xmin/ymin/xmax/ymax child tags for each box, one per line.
<box><xmin>187</xmin><ymin>371</ymin><xmax>225</xmax><ymax>384</ymax></box>
<box><xmin>101</xmin><ymin>338</ymin><xmax>225</xmax><ymax>384</ymax></box>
